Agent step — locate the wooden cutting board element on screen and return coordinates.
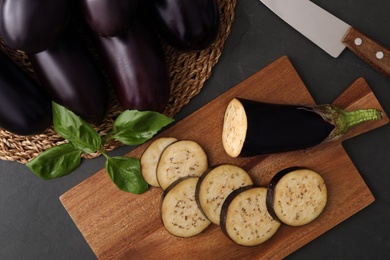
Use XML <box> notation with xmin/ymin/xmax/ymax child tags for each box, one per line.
<box><xmin>60</xmin><ymin>56</ymin><xmax>389</xmax><ymax>259</ymax></box>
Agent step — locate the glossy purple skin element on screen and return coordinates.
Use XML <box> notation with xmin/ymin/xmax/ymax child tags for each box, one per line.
<box><xmin>29</xmin><ymin>28</ymin><xmax>109</xmax><ymax>123</ymax></box>
<box><xmin>148</xmin><ymin>0</ymin><xmax>220</xmax><ymax>51</ymax></box>
<box><xmin>0</xmin><ymin>0</ymin><xmax>73</xmax><ymax>53</ymax></box>
<box><xmin>81</xmin><ymin>0</ymin><xmax>140</xmax><ymax>37</ymax></box>
<box><xmin>0</xmin><ymin>51</ymin><xmax>52</xmax><ymax>135</ymax></box>
<box><xmin>237</xmin><ymin>98</ymin><xmax>336</xmax><ymax>156</ymax></box>
<box><xmin>94</xmin><ymin>17</ymin><xmax>170</xmax><ymax>112</ymax></box>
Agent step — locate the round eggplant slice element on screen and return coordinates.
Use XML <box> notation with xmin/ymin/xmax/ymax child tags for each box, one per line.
<box><xmin>161</xmin><ymin>177</ymin><xmax>211</xmax><ymax>238</ymax></box>
<box><xmin>156</xmin><ymin>140</ymin><xmax>208</xmax><ymax>190</ymax></box>
<box><xmin>195</xmin><ymin>164</ymin><xmax>253</xmax><ymax>225</ymax></box>
<box><xmin>220</xmin><ymin>186</ymin><xmax>281</xmax><ymax>246</ymax></box>
<box><xmin>140</xmin><ymin>137</ymin><xmax>178</xmax><ymax>187</ymax></box>
<box><xmin>267</xmin><ymin>167</ymin><xmax>327</xmax><ymax>226</ymax></box>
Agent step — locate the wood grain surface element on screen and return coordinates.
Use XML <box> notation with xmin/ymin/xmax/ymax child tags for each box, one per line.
<box><xmin>60</xmin><ymin>56</ymin><xmax>389</xmax><ymax>259</ymax></box>
<box><xmin>342</xmin><ymin>27</ymin><xmax>390</xmax><ymax>79</ymax></box>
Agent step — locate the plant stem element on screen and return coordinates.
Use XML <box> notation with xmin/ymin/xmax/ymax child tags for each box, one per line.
<box><xmin>101</xmin><ymin>131</ymin><xmax>114</xmax><ymax>144</ymax></box>
<box><xmin>339</xmin><ymin>108</ymin><xmax>383</xmax><ymax>131</ymax></box>
<box><xmin>314</xmin><ymin>104</ymin><xmax>383</xmax><ymax>142</ymax></box>
<box><xmin>100</xmin><ymin>148</ymin><xmax>110</xmax><ymax>159</ymax></box>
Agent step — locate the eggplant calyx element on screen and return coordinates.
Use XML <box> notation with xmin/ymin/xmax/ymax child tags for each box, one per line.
<box><xmin>310</xmin><ymin>104</ymin><xmax>383</xmax><ymax>142</ymax></box>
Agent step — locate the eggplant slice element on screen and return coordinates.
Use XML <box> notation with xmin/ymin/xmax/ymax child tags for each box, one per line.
<box><xmin>220</xmin><ymin>187</ymin><xmax>281</xmax><ymax>246</ymax></box>
<box><xmin>156</xmin><ymin>140</ymin><xmax>208</xmax><ymax>190</ymax></box>
<box><xmin>196</xmin><ymin>164</ymin><xmax>253</xmax><ymax>225</ymax></box>
<box><xmin>141</xmin><ymin>137</ymin><xmax>178</xmax><ymax>187</ymax></box>
<box><xmin>267</xmin><ymin>167</ymin><xmax>327</xmax><ymax>226</ymax></box>
<box><xmin>161</xmin><ymin>177</ymin><xmax>211</xmax><ymax>237</ymax></box>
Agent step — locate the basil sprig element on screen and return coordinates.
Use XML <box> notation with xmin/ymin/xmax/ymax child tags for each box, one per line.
<box><xmin>26</xmin><ymin>102</ymin><xmax>174</xmax><ymax>194</ymax></box>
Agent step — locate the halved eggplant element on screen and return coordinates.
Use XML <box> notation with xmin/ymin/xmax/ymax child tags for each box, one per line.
<box><xmin>0</xmin><ymin>50</ymin><xmax>52</xmax><ymax>135</ymax></box>
<box><xmin>29</xmin><ymin>27</ymin><xmax>109</xmax><ymax>123</ymax></box>
<box><xmin>147</xmin><ymin>0</ymin><xmax>220</xmax><ymax>51</ymax></box>
<box><xmin>222</xmin><ymin>98</ymin><xmax>383</xmax><ymax>157</ymax></box>
<box><xmin>220</xmin><ymin>186</ymin><xmax>281</xmax><ymax>246</ymax></box>
<box><xmin>140</xmin><ymin>137</ymin><xmax>178</xmax><ymax>187</ymax></box>
<box><xmin>195</xmin><ymin>164</ymin><xmax>253</xmax><ymax>225</ymax></box>
<box><xmin>0</xmin><ymin>0</ymin><xmax>73</xmax><ymax>53</ymax></box>
<box><xmin>156</xmin><ymin>140</ymin><xmax>208</xmax><ymax>190</ymax></box>
<box><xmin>266</xmin><ymin>167</ymin><xmax>327</xmax><ymax>226</ymax></box>
<box><xmin>80</xmin><ymin>0</ymin><xmax>140</xmax><ymax>36</ymax></box>
<box><xmin>161</xmin><ymin>177</ymin><xmax>211</xmax><ymax>238</ymax></box>
<box><xmin>93</xmin><ymin>15</ymin><xmax>170</xmax><ymax>112</ymax></box>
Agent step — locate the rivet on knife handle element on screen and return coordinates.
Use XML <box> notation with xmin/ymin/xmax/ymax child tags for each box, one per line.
<box><xmin>342</xmin><ymin>27</ymin><xmax>390</xmax><ymax>78</ymax></box>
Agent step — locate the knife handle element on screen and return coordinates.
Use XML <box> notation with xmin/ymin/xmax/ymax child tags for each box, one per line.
<box><xmin>342</xmin><ymin>27</ymin><xmax>390</xmax><ymax>79</ymax></box>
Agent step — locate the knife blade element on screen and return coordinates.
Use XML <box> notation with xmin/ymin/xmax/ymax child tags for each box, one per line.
<box><xmin>260</xmin><ymin>0</ymin><xmax>390</xmax><ymax>78</ymax></box>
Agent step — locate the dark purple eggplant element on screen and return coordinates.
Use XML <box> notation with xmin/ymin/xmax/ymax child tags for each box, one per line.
<box><xmin>93</xmin><ymin>16</ymin><xmax>170</xmax><ymax>112</ymax></box>
<box><xmin>0</xmin><ymin>51</ymin><xmax>52</xmax><ymax>135</ymax></box>
<box><xmin>147</xmin><ymin>0</ymin><xmax>220</xmax><ymax>51</ymax></box>
<box><xmin>81</xmin><ymin>0</ymin><xmax>139</xmax><ymax>37</ymax></box>
<box><xmin>222</xmin><ymin>98</ymin><xmax>383</xmax><ymax>157</ymax></box>
<box><xmin>29</xmin><ymin>28</ymin><xmax>109</xmax><ymax>123</ymax></box>
<box><xmin>0</xmin><ymin>0</ymin><xmax>73</xmax><ymax>53</ymax></box>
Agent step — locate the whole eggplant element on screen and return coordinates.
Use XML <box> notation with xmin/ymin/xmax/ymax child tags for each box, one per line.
<box><xmin>0</xmin><ymin>51</ymin><xmax>52</xmax><ymax>135</ymax></box>
<box><xmin>93</xmin><ymin>16</ymin><xmax>170</xmax><ymax>112</ymax></box>
<box><xmin>29</xmin><ymin>27</ymin><xmax>109</xmax><ymax>123</ymax></box>
<box><xmin>147</xmin><ymin>0</ymin><xmax>220</xmax><ymax>51</ymax></box>
<box><xmin>81</xmin><ymin>0</ymin><xmax>140</xmax><ymax>37</ymax></box>
<box><xmin>222</xmin><ymin>98</ymin><xmax>383</xmax><ymax>157</ymax></box>
<box><xmin>0</xmin><ymin>0</ymin><xmax>73</xmax><ymax>53</ymax></box>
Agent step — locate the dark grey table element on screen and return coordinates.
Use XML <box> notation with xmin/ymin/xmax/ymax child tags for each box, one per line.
<box><xmin>1</xmin><ymin>0</ymin><xmax>390</xmax><ymax>259</ymax></box>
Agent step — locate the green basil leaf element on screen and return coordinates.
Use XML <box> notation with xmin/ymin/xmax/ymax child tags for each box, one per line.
<box><xmin>52</xmin><ymin>102</ymin><xmax>101</xmax><ymax>154</ymax></box>
<box><xmin>112</xmin><ymin>110</ymin><xmax>174</xmax><ymax>145</ymax></box>
<box><xmin>105</xmin><ymin>156</ymin><xmax>149</xmax><ymax>194</ymax></box>
<box><xmin>26</xmin><ymin>143</ymin><xmax>82</xmax><ymax>180</ymax></box>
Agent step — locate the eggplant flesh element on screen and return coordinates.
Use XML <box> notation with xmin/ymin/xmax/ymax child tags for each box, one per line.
<box><xmin>0</xmin><ymin>0</ymin><xmax>73</xmax><ymax>53</ymax></box>
<box><xmin>0</xmin><ymin>51</ymin><xmax>52</xmax><ymax>135</ymax></box>
<box><xmin>140</xmin><ymin>137</ymin><xmax>178</xmax><ymax>188</ymax></box>
<box><xmin>156</xmin><ymin>140</ymin><xmax>208</xmax><ymax>190</ymax></box>
<box><xmin>161</xmin><ymin>177</ymin><xmax>211</xmax><ymax>238</ymax></box>
<box><xmin>220</xmin><ymin>186</ymin><xmax>281</xmax><ymax>246</ymax></box>
<box><xmin>195</xmin><ymin>164</ymin><xmax>253</xmax><ymax>225</ymax></box>
<box><xmin>222</xmin><ymin>98</ymin><xmax>382</xmax><ymax>157</ymax></box>
<box><xmin>29</xmin><ymin>28</ymin><xmax>109</xmax><ymax>124</ymax></box>
<box><xmin>266</xmin><ymin>167</ymin><xmax>327</xmax><ymax>226</ymax></box>
<box><xmin>94</xmin><ymin>16</ymin><xmax>170</xmax><ymax>112</ymax></box>
<box><xmin>81</xmin><ymin>0</ymin><xmax>140</xmax><ymax>37</ymax></box>
<box><xmin>148</xmin><ymin>0</ymin><xmax>220</xmax><ymax>51</ymax></box>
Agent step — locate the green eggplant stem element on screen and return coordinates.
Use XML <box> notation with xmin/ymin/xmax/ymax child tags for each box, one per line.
<box><xmin>312</xmin><ymin>104</ymin><xmax>383</xmax><ymax>142</ymax></box>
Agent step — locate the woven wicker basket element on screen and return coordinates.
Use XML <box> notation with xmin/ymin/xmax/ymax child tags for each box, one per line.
<box><xmin>0</xmin><ymin>0</ymin><xmax>237</xmax><ymax>164</ymax></box>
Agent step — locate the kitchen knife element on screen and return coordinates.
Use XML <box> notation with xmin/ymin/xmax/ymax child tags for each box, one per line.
<box><xmin>259</xmin><ymin>0</ymin><xmax>390</xmax><ymax>78</ymax></box>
